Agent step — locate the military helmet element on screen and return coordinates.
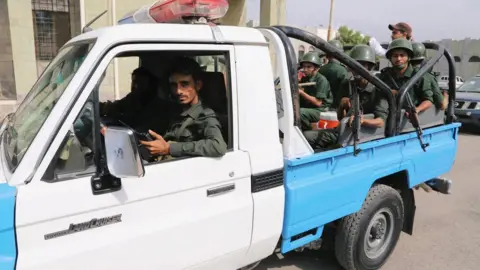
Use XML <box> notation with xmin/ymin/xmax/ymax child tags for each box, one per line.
<box><xmin>300</xmin><ymin>52</ymin><xmax>322</xmax><ymax>67</ymax></box>
<box><xmin>385</xmin><ymin>38</ymin><xmax>413</xmax><ymax>58</ymax></box>
<box><xmin>411</xmin><ymin>42</ymin><xmax>426</xmax><ymax>61</ymax></box>
<box><xmin>349</xmin><ymin>44</ymin><xmax>376</xmax><ymax>65</ymax></box>
<box><xmin>328</xmin><ymin>39</ymin><xmax>344</xmax><ymax>52</ymax></box>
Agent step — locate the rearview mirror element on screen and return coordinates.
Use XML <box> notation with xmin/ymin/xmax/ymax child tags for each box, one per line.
<box><xmin>104</xmin><ymin>126</ymin><xmax>145</xmax><ymax>178</ymax></box>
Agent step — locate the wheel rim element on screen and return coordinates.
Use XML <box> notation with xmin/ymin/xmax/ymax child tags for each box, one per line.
<box><xmin>363</xmin><ymin>207</ymin><xmax>395</xmax><ymax>260</ymax></box>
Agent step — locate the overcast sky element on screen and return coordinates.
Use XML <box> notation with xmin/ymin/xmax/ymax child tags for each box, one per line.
<box><xmin>246</xmin><ymin>0</ymin><xmax>479</xmax><ymax>42</ymax></box>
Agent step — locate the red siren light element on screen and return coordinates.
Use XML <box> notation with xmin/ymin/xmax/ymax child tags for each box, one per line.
<box><xmin>118</xmin><ymin>0</ymin><xmax>229</xmax><ymax>25</ymax></box>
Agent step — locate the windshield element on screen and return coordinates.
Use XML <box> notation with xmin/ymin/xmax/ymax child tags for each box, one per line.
<box><xmin>457</xmin><ymin>77</ymin><xmax>480</xmax><ymax>92</ymax></box>
<box><xmin>3</xmin><ymin>41</ymin><xmax>94</xmax><ymax>172</ymax></box>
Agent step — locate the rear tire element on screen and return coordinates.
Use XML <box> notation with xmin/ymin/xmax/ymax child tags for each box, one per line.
<box><xmin>335</xmin><ymin>184</ymin><xmax>404</xmax><ymax>270</ymax></box>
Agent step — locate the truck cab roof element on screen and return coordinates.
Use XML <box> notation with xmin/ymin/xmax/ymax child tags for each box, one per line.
<box><xmin>67</xmin><ymin>23</ymin><xmax>268</xmax><ymax>48</ymax></box>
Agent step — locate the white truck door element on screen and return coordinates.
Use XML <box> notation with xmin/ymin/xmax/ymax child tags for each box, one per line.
<box><xmin>14</xmin><ymin>43</ymin><xmax>253</xmax><ymax>270</ymax></box>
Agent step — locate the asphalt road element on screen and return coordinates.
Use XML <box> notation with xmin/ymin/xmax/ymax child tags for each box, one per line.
<box><xmin>257</xmin><ymin>127</ymin><xmax>480</xmax><ymax>270</ymax></box>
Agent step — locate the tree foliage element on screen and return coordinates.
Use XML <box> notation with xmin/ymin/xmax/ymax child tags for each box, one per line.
<box><xmin>335</xmin><ymin>25</ymin><xmax>370</xmax><ymax>46</ymax></box>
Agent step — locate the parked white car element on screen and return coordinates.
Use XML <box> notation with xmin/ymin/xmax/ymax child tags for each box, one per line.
<box><xmin>437</xmin><ymin>75</ymin><xmax>464</xmax><ymax>90</ymax></box>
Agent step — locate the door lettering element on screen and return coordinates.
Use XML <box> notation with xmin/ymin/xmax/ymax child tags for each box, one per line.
<box><xmin>44</xmin><ymin>214</ymin><xmax>122</xmax><ymax>240</ymax></box>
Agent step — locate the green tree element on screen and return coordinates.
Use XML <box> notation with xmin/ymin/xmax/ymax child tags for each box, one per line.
<box><xmin>335</xmin><ymin>25</ymin><xmax>370</xmax><ymax>46</ymax></box>
<box><xmin>335</xmin><ymin>25</ymin><xmax>380</xmax><ymax>61</ymax></box>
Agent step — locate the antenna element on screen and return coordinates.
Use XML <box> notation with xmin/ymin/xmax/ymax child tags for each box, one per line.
<box><xmin>82</xmin><ymin>10</ymin><xmax>108</xmax><ymax>34</ymax></box>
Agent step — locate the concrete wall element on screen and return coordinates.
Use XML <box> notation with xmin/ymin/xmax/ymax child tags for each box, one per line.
<box><xmin>7</xmin><ymin>0</ymin><xmax>38</xmax><ymax>102</ymax></box>
<box><xmin>0</xmin><ymin>0</ymin><xmax>16</xmax><ymax>101</ymax></box>
<box><xmin>427</xmin><ymin>39</ymin><xmax>480</xmax><ymax>80</ymax></box>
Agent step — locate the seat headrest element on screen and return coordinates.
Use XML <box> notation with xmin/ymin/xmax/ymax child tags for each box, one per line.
<box><xmin>200</xmin><ymin>72</ymin><xmax>228</xmax><ymax>114</ymax></box>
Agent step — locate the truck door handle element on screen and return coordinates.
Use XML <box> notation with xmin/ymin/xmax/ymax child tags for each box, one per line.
<box><xmin>207</xmin><ymin>184</ymin><xmax>235</xmax><ymax>197</ymax></box>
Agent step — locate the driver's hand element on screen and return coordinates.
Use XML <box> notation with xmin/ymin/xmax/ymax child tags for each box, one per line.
<box><xmin>391</xmin><ymin>89</ymin><xmax>399</xmax><ymax>96</ymax></box>
<box><xmin>139</xmin><ymin>130</ymin><xmax>170</xmax><ymax>156</ymax></box>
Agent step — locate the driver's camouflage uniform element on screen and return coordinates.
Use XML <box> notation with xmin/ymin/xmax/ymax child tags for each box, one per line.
<box><xmin>158</xmin><ymin>101</ymin><xmax>227</xmax><ymax>160</ymax></box>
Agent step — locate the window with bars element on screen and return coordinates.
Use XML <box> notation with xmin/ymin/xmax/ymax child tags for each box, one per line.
<box><xmin>32</xmin><ymin>0</ymin><xmax>80</xmax><ymax>61</ymax></box>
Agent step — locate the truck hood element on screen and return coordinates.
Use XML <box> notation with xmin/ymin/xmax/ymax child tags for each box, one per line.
<box><xmin>456</xmin><ymin>92</ymin><xmax>480</xmax><ymax>102</ymax></box>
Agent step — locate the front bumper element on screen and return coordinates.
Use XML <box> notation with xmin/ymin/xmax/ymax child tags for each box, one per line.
<box><xmin>454</xmin><ymin>108</ymin><xmax>480</xmax><ymax>126</ymax></box>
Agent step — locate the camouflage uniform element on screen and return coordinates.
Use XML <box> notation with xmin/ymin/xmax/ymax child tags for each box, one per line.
<box><xmin>304</xmin><ymin>45</ymin><xmax>389</xmax><ymax>150</ymax></box>
<box><xmin>299</xmin><ymin>52</ymin><xmax>333</xmax><ymax>130</ymax></box>
<box><xmin>161</xmin><ymin>101</ymin><xmax>227</xmax><ymax>158</ymax></box>
<box><xmin>304</xmin><ymin>80</ymin><xmax>389</xmax><ymax>150</ymax></box>
<box><xmin>319</xmin><ymin>40</ymin><xmax>349</xmax><ymax>108</ymax></box>
<box><xmin>378</xmin><ymin>39</ymin><xmax>434</xmax><ymax>107</ymax></box>
<box><xmin>411</xmin><ymin>42</ymin><xmax>444</xmax><ymax>109</ymax></box>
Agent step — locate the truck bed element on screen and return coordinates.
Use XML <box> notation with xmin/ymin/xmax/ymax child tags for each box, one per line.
<box><xmin>280</xmin><ymin>123</ymin><xmax>461</xmax><ymax>252</ymax></box>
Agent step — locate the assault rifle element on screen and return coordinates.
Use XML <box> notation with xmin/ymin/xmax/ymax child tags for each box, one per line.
<box><xmin>384</xmin><ymin>71</ymin><xmax>429</xmax><ymax>151</ymax></box>
<box><xmin>350</xmin><ymin>80</ymin><xmax>362</xmax><ymax>156</ymax></box>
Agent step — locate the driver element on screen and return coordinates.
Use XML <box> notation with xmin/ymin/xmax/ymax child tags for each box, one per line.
<box><xmin>139</xmin><ymin>57</ymin><xmax>227</xmax><ymax>159</ymax></box>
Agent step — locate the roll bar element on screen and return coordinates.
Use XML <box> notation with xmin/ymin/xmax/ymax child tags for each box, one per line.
<box><xmin>264</xmin><ymin>25</ymin><xmax>396</xmax><ymax>137</ymax></box>
<box><xmin>396</xmin><ymin>43</ymin><xmax>456</xmax><ymax>129</ymax></box>
<box><xmin>342</xmin><ymin>42</ymin><xmax>456</xmax><ymax>128</ymax></box>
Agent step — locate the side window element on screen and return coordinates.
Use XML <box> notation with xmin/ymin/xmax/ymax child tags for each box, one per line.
<box><xmin>43</xmin><ymin>49</ymin><xmax>233</xmax><ymax>181</ymax></box>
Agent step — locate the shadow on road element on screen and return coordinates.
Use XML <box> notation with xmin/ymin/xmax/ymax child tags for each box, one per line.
<box><xmin>256</xmin><ymin>250</ymin><xmax>343</xmax><ymax>270</ymax></box>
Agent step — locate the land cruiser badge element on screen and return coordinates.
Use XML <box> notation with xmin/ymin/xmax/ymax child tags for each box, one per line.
<box><xmin>44</xmin><ymin>214</ymin><xmax>122</xmax><ymax>240</ymax></box>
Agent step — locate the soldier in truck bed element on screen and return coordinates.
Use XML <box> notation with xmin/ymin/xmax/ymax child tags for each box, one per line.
<box><xmin>298</xmin><ymin>52</ymin><xmax>333</xmax><ymax>130</ymax></box>
<box><xmin>411</xmin><ymin>42</ymin><xmax>446</xmax><ymax>110</ymax></box>
<box><xmin>319</xmin><ymin>40</ymin><xmax>348</xmax><ymax>108</ymax></box>
<box><xmin>303</xmin><ymin>45</ymin><xmax>389</xmax><ymax>150</ymax></box>
<box><xmin>377</xmin><ymin>38</ymin><xmax>434</xmax><ymax>114</ymax></box>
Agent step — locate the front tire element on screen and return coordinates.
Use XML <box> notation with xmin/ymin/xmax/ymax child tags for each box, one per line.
<box><xmin>335</xmin><ymin>184</ymin><xmax>404</xmax><ymax>270</ymax></box>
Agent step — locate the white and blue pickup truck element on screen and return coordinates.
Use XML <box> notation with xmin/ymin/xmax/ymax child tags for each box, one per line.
<box><xmin>0</xmin><ymin>2</ymin><xmax>461</xmax><ymax>270</ymax></box>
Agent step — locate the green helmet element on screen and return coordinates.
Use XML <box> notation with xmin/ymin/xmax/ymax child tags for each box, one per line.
<box><xmin>385</xmin><ymin>38</ymin><xmax>413</xmax><ymax>58</ymax></box>
<box><xmin>411</xmin><ymin>42</ymin><xmax>426</xmax><ymax>61</ymax></box>
<box><xmin>300</xmin><ymin>52</ymin><xmax>322</xmax><ymax>67</ymax></box>
<box><xmin>328</xmin><ymin>40</ymin><xmax>344</xmax><ymax>52</ymax></box>
<box><xmin>349</xmin><ymin>44</ymin><xmax>376</xmax><ymax>65</ymax></box>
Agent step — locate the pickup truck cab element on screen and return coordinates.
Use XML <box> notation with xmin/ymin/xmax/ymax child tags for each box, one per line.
<box><xmin>0</xmin><ymin>2</ymin><xmax>461</xmax><ymax>270</ymax></box>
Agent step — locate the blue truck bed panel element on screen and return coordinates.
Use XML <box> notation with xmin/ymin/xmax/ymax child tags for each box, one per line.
<box><xmin>281</xmin><ymin>123</ymin><xmax>460</xmax><ymax>253</ymax></box>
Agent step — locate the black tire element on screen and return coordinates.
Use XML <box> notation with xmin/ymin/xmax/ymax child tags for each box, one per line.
<box><xmin>334</xmin><ymin>184</ymin><xmax>404</xmax><ymax>270</ymax></box>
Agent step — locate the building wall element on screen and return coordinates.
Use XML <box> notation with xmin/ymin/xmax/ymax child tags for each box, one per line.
<box><xmin>0</xmin><ymin>0</ymin><xmax>246</xmax><ymax>118</ymax></box>
<box><xmin>0</xmin><ymin>0</ymin><xmax>16</xmax><ymax>102</ymax></box>
<box><xmin>427</xmin><ymin>39</ymin><xmax>480</xmax><ymax>80</ymax></box>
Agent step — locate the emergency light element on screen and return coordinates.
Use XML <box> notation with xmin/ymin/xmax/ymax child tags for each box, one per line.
<box><xmin>118</xmin><ymin>0</ymin><xmax>229</xmax><ymax>25</ymax></box>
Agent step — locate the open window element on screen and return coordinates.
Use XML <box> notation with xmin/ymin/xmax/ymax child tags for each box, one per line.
<box><xmin>43</xmin><ymin>46</ymin><xmax>234</xmax><ymax>182</ymax></box>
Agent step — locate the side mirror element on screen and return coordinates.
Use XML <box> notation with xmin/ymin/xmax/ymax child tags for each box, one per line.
<box><xmin>104</xmin><ymin>126</ymin><xmax>145</xmax><ymax>178</ymax></box>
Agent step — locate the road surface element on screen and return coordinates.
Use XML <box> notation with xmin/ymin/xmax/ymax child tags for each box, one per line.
<box><xmin>258</xmin><ymin>128</ymin><xmax>480</xmax><ymax>270</ymax></box>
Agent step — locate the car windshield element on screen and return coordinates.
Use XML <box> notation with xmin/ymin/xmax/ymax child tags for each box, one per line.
<box><xmin>3</xmin><ymin>41</ymin><xmax>94</xmax><ymax>172</ymax></box>
<box><xmin>457</xmin><ymin>77</ymin><xmax>480</xmax><ymax>92</ymax></box>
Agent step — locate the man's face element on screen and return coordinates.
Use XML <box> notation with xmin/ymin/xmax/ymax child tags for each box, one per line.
<box><xmin>301</xmin><ymin>62</ymin><xmax>318</xmax><ymax>77</ymax></box>
<box><xmin>391</xmin><ymin>29</ymin><xmax>407</xmax><ymax>40</ymax></box>
<box><xmin>389</xmin><ymin>49</ymin><xmax>409</xmax><ymax>69</ymax></box>
<box><xmin>169</xmin><ymin>73</ymin><xmax>201</xmax><ymax>105</ymax></box>
<box><xmin>131</xmin><ymin>74</ymin><xmax>150</xmax><ymax>93</ymax></box>
<box><xmin>352</xmin><ymin>62</ymin><xmax>372</xmax><ymax>85</ymax></box>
